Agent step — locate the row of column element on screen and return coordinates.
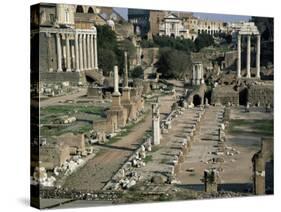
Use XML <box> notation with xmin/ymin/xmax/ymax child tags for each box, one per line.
<box><xmin>192</xmin><ymin>63</ymin><xmax>204</xmax><ymax>85</ymax></box>
<box><xmin>55</xmin><ymin>32</ymin><xmax>98</xmax><ymax>72</ymax></box>
<box><xmin>237</xmin><ymin>34</ymin><xmax>260</xmax><ymax>79</ymax></box>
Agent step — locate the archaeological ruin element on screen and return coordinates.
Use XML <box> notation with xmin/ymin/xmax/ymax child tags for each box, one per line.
<box><xmin>30</xmin><ymin>3</ymin><xmax>274</xmax><ymax>209</ymax></box>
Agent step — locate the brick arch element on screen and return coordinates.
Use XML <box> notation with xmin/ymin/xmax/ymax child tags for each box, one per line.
<box><xmin>88</xmin><ymin>6</ymin><xmax>94</xmax><ymax>13</ymax></box>
<box><xmin>76</xmin><ymin>5</ymin><xmax>84</xmax><ymax>13</ymax></box>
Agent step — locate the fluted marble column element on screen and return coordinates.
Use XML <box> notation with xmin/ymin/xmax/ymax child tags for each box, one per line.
<box><xmin>56</xmin><ymin>33</ymin><xmax>62</xmax><ymax>72</ymax></box>
<box><xmin>90</xmin><ymin>34</ymin><xmax>95</xmax><ymax>69</ymax></box>
<box><xmin>87</xmin><ymin>34</ymin><xmax>91</xmax><ymax>70</ymax></box>
<box><xmin>79</xmin><ymin>34</ymin><xmax>83</xmax><ymax>71</ymax></box>
<box><xmin>94</xmin><ymin>35</ymin><xmax>98</xmax><ymax>69</ymax></box>
<box><xmin>75</xmin><ymin>33</ymin><xmax>80</xmax><ymax>72</ymax></box>
<box><xmin>83</xmin><ymin>34</ymin><xmax>87</xmax><ymax>70</ymax></box>
<box><xmin>237</xmin><ymin>34</ymin><xmax>241</xmax><ymax>78</ymax></box>
<box><xmin>256</xmin><ymin>34</ymin><xmax>261</xmax><ymax>79</ymax></box>
<box><xmin>246</xmin><ymin>35</ymin><xmax>251</xmax><ymax>78</ymax></box>
<box><xmin>66</xmin><ymin>34</ymin><xmax>71</xmax><ymax>72</ymax></box>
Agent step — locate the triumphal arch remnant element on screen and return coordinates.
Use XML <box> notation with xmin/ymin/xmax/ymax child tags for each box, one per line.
<box><xmin>236</xmin><ymin>22</ymin><xmax>260</xmax><ymax>79</ymax></box>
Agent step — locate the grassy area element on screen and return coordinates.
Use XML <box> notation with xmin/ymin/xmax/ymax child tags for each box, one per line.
<box><xmin>228</xmin><ymin>119</ymin><xmax>273</xmax><ymax>136</ymax></box>
<box><xmin>143</xmin><ymin>155</ymin><xmax>153</xmax><ymax>163</ymax></box>
<box><xmin>41</xmin><ymin>105</ymin><xmax>104</xmax><ymax>116</ymax></box>
<box><xmin>40</xmin><ymin>104</ymin><xmax>105</xmax><ymax>137</ymax></box>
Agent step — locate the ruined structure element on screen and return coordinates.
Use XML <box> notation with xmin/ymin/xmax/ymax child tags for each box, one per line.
<box><xmin>107</xmin><ymin>66</ymin><xmax>127</xmax><ymax>130</ymax></box>
<box><xmin>192</xmin><ymin>61</ymin><xmax>204</xmax><ymax>85</ymax></box>
<box><xmin>31</xmin><ymin>3</ymin><xmax>104</xmax><ymax>86</ymax></box>
<box><xmin>211</xmin><ymin>86</ymin><xmax>239</xmax><ymax>106</ymax></box>
<box><xmin>204</xmin><ymin>169</ymin><xmax>219</xmax><ymax>193</ymax></box>
<box><xmin>248</xmin><ymin>83</ymin><xmax>273</xmax><ymax>107</ymax></box>
<box><xmin>122</xmin><ymin>51</ymin><xmax>137</xmax><ymax>121</ymax></box>
<box><xmin>236</xmin><ymin>22</ymin><xmax>260</xmax><ymax>79</ymax></box>
<box><xmin>252</xmin><ymin>137</ymin><xmax>273</xmax><ymax>195</ymax></box>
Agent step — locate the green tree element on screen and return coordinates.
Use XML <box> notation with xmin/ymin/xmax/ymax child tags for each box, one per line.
<box><xmin>131</xmin><ymin>66</ymin><xmax>144</xmax><ymax>78</ymax></box>
<box><xmin>157</xmin><ymin>47</ymin><xmax>191</xmax><ymax>79</ymax></box>
<box><xmin>194</xmin><ymin>33</ymin><xmax>214</xmax><ymax>51</ymax></box>
<box><xmin>98</xmin><ymin>49</ymin><xmax>117</xmax><ymax>76</ymax></box>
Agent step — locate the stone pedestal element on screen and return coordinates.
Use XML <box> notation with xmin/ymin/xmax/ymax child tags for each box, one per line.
<box><xmin>204</xmin><ymin>169</ymin><xmax>219</xmax><ymax>193</ymax></box>
<box><xmin>107</xmin><ymin>94</ymin><xmax>127</xmax><ymax>129</ymax></box>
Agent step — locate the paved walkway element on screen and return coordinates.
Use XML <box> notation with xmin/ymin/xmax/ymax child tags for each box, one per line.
<box><xmin>178</xmin><ymin>106</ymin><xmax>224</xmax><ymax>185</ymax></box>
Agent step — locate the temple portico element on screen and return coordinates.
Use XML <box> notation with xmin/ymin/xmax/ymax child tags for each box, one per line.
<box><xmin>36</xmin><ymin>27</ymin><xmax>98</xmax><ymax>73</ymax></box>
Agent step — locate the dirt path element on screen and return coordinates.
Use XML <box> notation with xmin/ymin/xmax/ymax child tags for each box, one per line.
<box><xmin>63</xmin><ymin>94</ymin><xmax>175</xmax><ymax>191</ymax></box>
<box><xmin>40</xmin><ymin>88</ymin><xmax>87</xmax><ymax>107</ymax></box>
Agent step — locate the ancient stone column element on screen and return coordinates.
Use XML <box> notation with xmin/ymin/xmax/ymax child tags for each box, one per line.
<box><xmin>94</xmin><ymin>34</ymin><xmax>98</xmax><ymax>69</ymax></box>
<box><xmin>83</xmin><ymin>34</ymin><xmax>87</xmax><ymax>70</ymax></box>
<box><xmin>56</xmin><ymin>33</ymin><xmax>63</xmax><ymax>72</ymax></box>
<box><xmin>247</xmin><ymin>35</ymin><xmax>251</xmax><ymax>78</ymax></box>
<box><xmin>256</xmin><ymin>34</ymin><xmax>261</xmax><ymax>79</ymax></box>
<box><xmin>124</xmin><ymin>51</ymin><xmax>129</xmax><ymax>88</ymax></box>
<box><xmin>66</xmin><ymin>34</ymin><xmax>71</xmax><ymax>72</ymax></box>
<box><xmin>90</xmin><ymin>34</ymin><xmax>95</xmax><ymax>69</ymax></box>
<box><xmin>62</xmin><ymin>35</ymin><xmax>67</xmax><ymax>71</ymax></box>
<box><xmin>237</xmin><ymin>34</ymin><xmax>241</xmax><ymax>78</ymax></box>
<box><xmin>75</xmin><ymin>33</ymin><xmax>80</xmax><ymax>72</ymax></box>
<box><xmin>113</xmin><ymin>65</ymin><xmax>120</xmax><ymax>96</ymax></box>
<box><xmin>87</xmin><ymin>34</ymin><xmax>91</xmax><ymax>70</ymax></box>
<box><xmin>200</xmin><ymin>64</ymin><xmax>204</xmax><ymax>84</ymax></box>
<box><xmin>152</xmin><ymin>103</ymin><xmax>161</xmax><ymax>145</ymax></box>
<box><xmin>79</xmin><ymin>34</ymin><xmax>84</xmax><ymax>71</ymax></box>
<box><xmin>252</xmin><ymin>152</ymin><xmax>265</xmax><ymax>195</ymax></box>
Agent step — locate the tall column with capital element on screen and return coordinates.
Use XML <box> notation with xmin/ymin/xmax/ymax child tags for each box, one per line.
<box><xmin>79</xmin><ymin>34</ymin><xmax>83</xmax><ymax>71</ymax></box>
<box><xmin>256</xmin><ymin>34</ymin><xmax>261</xmax><ymax>79</ymax></box>
<box><xmin>87</xmin><ymin>34</ymin><xmax>91</xmax><ymax>70</ymax></box>
<box><xmin>56</xmin><ymin>33</ymin><xmax>63</xmax><ymax>72</ymax></box>
<box><xmin>71</xmin><ymin>42</ymin><xmax>75</xmax><ymax>70</ymax></box>
<box><xmin>237</xmin><ymin>34</ymin><xmax>241</xmax><ymax>78</ymax></box>
<box><xmin>75</xmin><ymin>33</ymin><xmax>80</xmax><ymax>72</ymax></box>
<box><xmin>90</xmin><ymin>34</ymin><xmax>95</xmax><ymax>69</ymax></box>
<box><xmin>246</xmin><ymin>35</ymin><xmax>251</xmax><ymax>78</ymax></box>
<box><xmin>83</xmin><ymin>34</ymin><xmax>87</xmax><ymax>70</ymax></box>
<box><xmin>66</xmin><ymin>34</ymin><xmax>71</xmax><ymax>72</ymax></box>
<box><xmin>94</xmin><ymin>34</ymin><xmax>98</xmax><ymax>69</ymax></box>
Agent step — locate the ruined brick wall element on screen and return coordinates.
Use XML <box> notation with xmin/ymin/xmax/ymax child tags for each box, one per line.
<box><xmin>248</xmin><ymin>84</ymin><xmax>273</xmax><ymax>107</ymax></box>
<box><xmin>211</xmin><ymin>86</ymin><xmax>239</xmax><ymax>105</ymax></box>
<box><xmin>39</xmin><ymin>144</ymin><xmax>71</xmax><ymax>170</ymax></box>
<box><xmin>223</xmin><ymin>51</ymin><xmax>237</xmax><ymax>69</ymax></box>
<box><xmin>149</xmin><ymin>10</ymin><xmax>166</xmax><ymax>36</ymax></box>
<box><xmin>40</xmin><ymin>72</ymin><xmax>85</xmax><ymax>84</ymax></box>
<box><xmin>57</xmin><ymin>133</ymin><xmax>86</xmax><ymax>154</ymax></box>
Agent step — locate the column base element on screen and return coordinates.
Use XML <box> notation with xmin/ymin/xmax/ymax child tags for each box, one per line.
<box><xmin>66</xmin><ymin>68</ymin><xmax>71</xmax><ymax>72</ymax></box>
<box><xmin>75</xmin><ymin>69</ymin><xmax>80</xmax><ymax>72</ymax></box>
<box><xmin>57</xmin><ymin>69</ymin><xmax>63</xmax><ymax>72</ymax></box>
